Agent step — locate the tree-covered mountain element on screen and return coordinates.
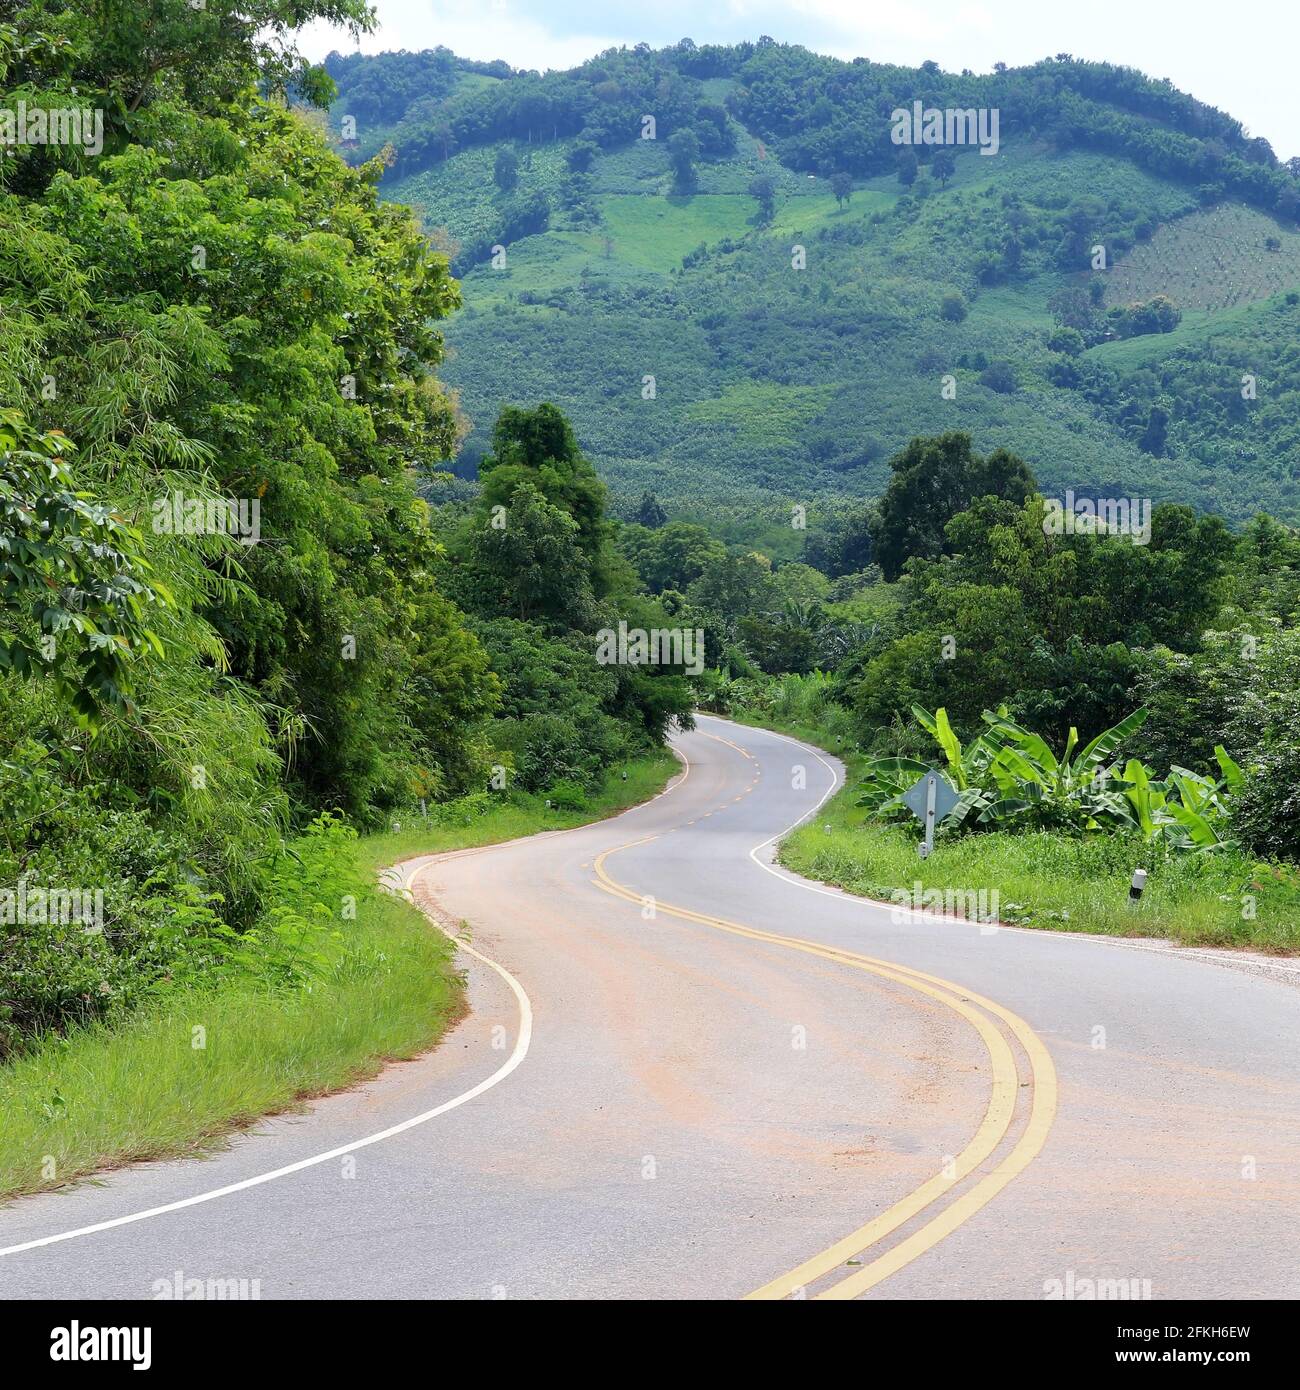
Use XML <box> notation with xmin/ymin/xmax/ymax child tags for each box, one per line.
<box><xmin>324</xmin><ymin>40</ymin><xmax>1300</xmax><ymax>533</ymax></box>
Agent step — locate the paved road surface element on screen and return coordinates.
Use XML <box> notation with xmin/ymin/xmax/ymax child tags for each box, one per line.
<box><xmin>3</xmin><ymin>716</ymin><xmax>1299</xmax><ymax>1299</ymax></box>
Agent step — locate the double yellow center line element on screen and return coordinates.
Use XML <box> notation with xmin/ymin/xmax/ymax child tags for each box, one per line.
<box><xmin>592</xmin><ymin>839</ymin><xmax>1057</xmax><ymax>1300</ymax></box>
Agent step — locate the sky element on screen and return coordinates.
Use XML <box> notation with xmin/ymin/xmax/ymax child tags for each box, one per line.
<box><xmin>297</xmin><ymin>0</ymin><xmax>1300</xmax><ymax>161</ymax></box>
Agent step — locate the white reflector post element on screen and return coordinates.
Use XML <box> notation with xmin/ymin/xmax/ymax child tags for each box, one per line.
<box><xmin>1129</xmin><ymin>867</ymin><xmax>1148</xmax><ymax>903</ymax></box>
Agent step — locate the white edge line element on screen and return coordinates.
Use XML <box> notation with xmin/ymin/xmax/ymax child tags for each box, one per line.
<box><xmin>0</xmin><ymin>867</ymin><xmax>533</xmax><ymax>1259</ymax></box>
<box><xmin>0</xmin><ymin>739</ymin><xmax>697</xmax><ymax>1258</ymax></box>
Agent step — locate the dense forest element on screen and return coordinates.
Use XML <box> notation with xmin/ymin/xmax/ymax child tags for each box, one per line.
<box><xmin>615</xmin><ymin>429</ymin><xmax>1300</xmax><ymax>866</ymax></box>
<box><xmin>326</xmin><ymin>40</ymin><xmax>1297</xmax><ymax>206</ymax></box>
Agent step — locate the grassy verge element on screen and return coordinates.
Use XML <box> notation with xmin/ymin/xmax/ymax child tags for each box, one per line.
<box><xmin>729</xmin><ymin>707</ymin><xmax>1300</xmax><ymax>954</ymax></box>
<box><xmin>0</xmin><ymin>889</ymin><xmax>458</xmax><ymax>1204</ymax></box>
<box><xmin>0</xmin><ymin>750</ymin><xmax>679</xmax><ymax>1204</ymax></box>
<box><xmin>353</xmin><ymin>748</ymin><xmax>680</xmax><ymax>874</ymax></box>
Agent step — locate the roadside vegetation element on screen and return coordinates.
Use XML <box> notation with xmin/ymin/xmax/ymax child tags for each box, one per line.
<box><xmin>784</xmin><ymin>794</ymin><xmax>1300</xmax><ymax>952</ymax></box>
<box><xmin>732</xmin><ymin>682</ymin><xmax>1298</xmax><ymax>951</ymax></box>
<box><xmin>0</xmin><ymin>867</ymin><xmax>459</xmax><ymax>1203</ymax></box>
<box><xmin>1</xmin><ymin>5</ymin><xmax>695</xmax><ymax>1187</ymax></box>
<box><xmin>354</xmin><ymin>749</ymin><xmax>678</xmax><ymax>875</ymax></box>
<box><xmin>0</xmin><ymin>750</ymin><xmax>675</xmax><ymax>1202</ymax></box>
<box><xmin>662</xmin><ymin>435</ymin><xmax>1300</xmax><ymax>952</ymax></box>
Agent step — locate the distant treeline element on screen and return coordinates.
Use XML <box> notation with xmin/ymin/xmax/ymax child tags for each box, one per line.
<box><xmin>324</xmin><ymin>40</ymin><xmax>1300</xmax><ymax>224</ymax></box>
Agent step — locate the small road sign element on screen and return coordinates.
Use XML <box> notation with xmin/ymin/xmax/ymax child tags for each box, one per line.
<box><xmin>902</xmin><ymin>769</ymin><xmax>960</xmax><ymax>858</ymax></box>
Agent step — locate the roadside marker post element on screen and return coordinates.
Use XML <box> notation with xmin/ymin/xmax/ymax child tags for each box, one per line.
<box><xmin>1129</xmin><ymin>867</ymin><xmax>1148</xmax><ymax>905</ymax></box>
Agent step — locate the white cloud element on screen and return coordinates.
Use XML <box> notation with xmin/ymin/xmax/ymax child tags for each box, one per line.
<box><xmin>298</xmin><ymin>1</ymin><xmax>616</xmax><ymax>73</ymax></box>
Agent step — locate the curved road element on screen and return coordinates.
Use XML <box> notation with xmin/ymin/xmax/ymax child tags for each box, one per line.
<box><xmin>3</xmin><ymin>716</ymin><xmax>1299</xmax><ymax>1299</ymax></box>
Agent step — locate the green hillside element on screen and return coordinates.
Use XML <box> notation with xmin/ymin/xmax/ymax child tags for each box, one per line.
<box><xmin>324</xmin><ymin>42</ymin><xmax>1300</xmax><ymax>530</ymax></box>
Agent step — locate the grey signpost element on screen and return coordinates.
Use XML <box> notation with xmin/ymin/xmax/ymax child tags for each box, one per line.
<box><xmin>902</xmin><ymin>769</ymin><xmax>960</xmax><ymax>859</ymax></box>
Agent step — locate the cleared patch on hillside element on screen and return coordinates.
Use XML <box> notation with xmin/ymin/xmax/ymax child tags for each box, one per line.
<box><xmin>1105</xmin><ymin>205</ymin><xmax>1300</xmax><ymax>313</ymax></box>
<box><xmin>388</xmin><ymin>140</ymin><xmax>572</xmax><ymax>251</ymax></box>
<box><xmin>581</xmin><ymin>193</ymin><xmax>757</xmax><ymax>271</ymax></box>
<box><xmin>456</xmin><ymin>230</ymin><xmax>657</xmax><ymax>311</ymax></box>
<box><xmin>769</xmin><ymin>189</ymin><xmax>896</xmax><ymax>240</ymax></box>
<box><xmin>684</xmin><ymin>381</ymin><xmax>840</xmax><ymax>448</ymax></box>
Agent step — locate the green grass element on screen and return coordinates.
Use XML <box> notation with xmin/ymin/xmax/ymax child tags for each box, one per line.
<box><xmin>0</xmin><ymin>888</ymin><xmax>461</xmax><ymax>1203</ymax></box>
<box><xmin>459</xmin><ymin>230</ymin><xmax>654</xmax><ymax>309</ymax></box>
<box><xmin>767</xmin><ymin>189</ymin><xmax>895</xmax><ymax>239</ymax></box>
<box><xmin>0</xmin><ymin>750</ymin><xmax>679</xmax><ymax>1204</ymax></box>
<box><xmin>967</xmin><ymin>276</ymin><xmax>1060</xmax><ymax>333</ymax></box>
<box><xmin>579</xmin><ymin>193</ymin><xmax>755</xmax><ymax>272</ymax></box>
<box><xmin>733</xmin><ymin>711</ymin><xmax>1300</xmax><ymax>953</ymax></box>
<box><xmin>354</xmin><ymin>748</ymin><xmax>679</xmax><ymax>873</ymax></box>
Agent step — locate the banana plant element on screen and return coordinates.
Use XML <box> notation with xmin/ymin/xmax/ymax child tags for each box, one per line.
<box><xmin>975</xmin><ymin>707</ymin><xmax>1150</xmax><ymax>830</ymax></box>
<box><xmin>1118</xmin><ymin>757</ymin><xmax>1170</xmax><ymax>839</ymax></box>
<box><xmin>855</xmin><ymin>756</ymin><xmax>932</xmax><ymax>817</ymax></box>
<box><xmin>857</xmin><ymin>705</ymin><xmax>1240</xmax><ymax>850</ymax></box>
<box><xmin>910</xmin><ymin>705</ymin><xmax>1007</xmax><ymax>790</ymax></box>
<box><xmin>1129</xmin><ymin>746</ymin><xmax>1242</xmax><ymax>850</ymax></box>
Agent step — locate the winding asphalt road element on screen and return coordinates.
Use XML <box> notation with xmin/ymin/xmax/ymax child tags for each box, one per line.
<box><xmin>2</xmin><ymin>715</ymin><xmax>1299</xmax><ymax>1299</ymax></box>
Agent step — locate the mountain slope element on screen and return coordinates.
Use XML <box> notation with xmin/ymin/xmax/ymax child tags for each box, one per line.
<box><xmin>324</xmin><ymin>42</ymin><xmax>1300</xmax><ymax>530</ymax></box>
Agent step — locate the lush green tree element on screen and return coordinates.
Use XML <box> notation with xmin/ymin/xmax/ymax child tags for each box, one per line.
<box><xmin>686</xmin><ymin>549</ymin><xmax>776</xmax><ymax>622</ymax></box>
<box><xmin>667</xmin><ymin>127</ymin><xmax>700</xmax><ymax>189</ymax></box>
<box><xmin>567</xmin><ymin>139</ymin><xmax>598</xmax><ymax>173</ymax></box>
<box><xmin>737</xmin><ymin>615</ymin><xmax>819</xmax><ymax>675</ymax></box>
<box><xmin>619</xmin><ymin>521</ymin><xmax>725</xmax><ymax>593</ymax></box>
<box><xmin>1</xmin><ymin>411</ymin><xmax>170</xmax><ymax>725</ymax></box>
<box><xmin>940</xmin><ymin>291</ymin><xmax>968</xmax><ymax>322</ymax></box>
<box><xmin>460</xmin><ymin>482</ymin><xmax>596</xmax><ymax>628</ymax></box>
<box><xmin>1046</xmin><ymin>326</ymin><xmax>1085</xmax><ymax>356</ymax></box>
<box><xmin>771</xmin><ymin>561</ymin><xmax>830</xmax><ymax>606</ymax></box>
<box><xmin>941</xmin><ymin>496</ymin><xmax>1234</xmax><ymax>650</ymax></box>
<box><xmin>2</xmin><ymin>4</ymin><xmax>501</xmax><ymax>826</ymax></box>
<box><xmin>494</xmin><ymin>146</ymin><xmax>520</xmax><ymax>191</ymax></box>
<box><xmin>478</xmin><ymin>403</ymin><xmax>612</xmax><ymax>584</ymax></box>
<box><xmin>979</xmin><ymin>361</ymin><xmax>1019</xmax><ymax>393</ymax></box>
<box><xmin>802</xmin><ymin>501</ymin><xmax>876</xmax><ymax>578</ymax></box>
<box><xmin>633</xmin><ymin>490</ymin><xmax>667</xmax><ymax>528</ymax></box>
<box><xmin>851</xmin><ymin>489</ymin><xmax>1237</xmax><ymax>745</ymax></box>
<box><xmin>1228</xmin><ymin>515</ymin><xmax>1300</xmax><ymax>622</ymax></box>
<box><xmin>748</xmin><ymin>170</ymin><xmax>777</xmax><ymax>223</ymax></box>
<box><xmin>870</xmin><ymin>434</ymin><xmax>1037</xmax><ymax>580</ymax></box>
<box><xmin>1009</xmin><ymin>637</ymin><xmax>1145</xmax><ymax>747</ymax></box>
<box><xmin>1108</xmin><ymin>294</ymin><xmax>1182</xmax><ymax>338</ymax></box>
<box><xmin>469</xmin><ymin>616</ymin><xmax>628</xmax><ymax>791</ymax></box>
<box><xmin>852</xmin><ymin>583</ymin><xmax>1038</xmax><ymax>734</ymax></box>
<box><xmin>1138</xmin><ymin>627</ymin><xmax>1300</xmax><ymax>858</ymax></box>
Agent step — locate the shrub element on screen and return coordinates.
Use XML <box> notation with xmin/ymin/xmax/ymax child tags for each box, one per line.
<box><xmin>940</xmin><ymin>291</ymin><xmax>968</xmax><ymax>322</ymax></box>
<box><xmin>856</xmin><ymin>705</ymin><xmax>1240</xmax><ymax>850</ymax></box>
<box><xmin>500</xmin><ymin>711</ymin><xmax>625</xmax><ymax>792</ymax></box>
<box><xmin>979</xmin><ymin>361</ymin><xmax>1018</xmax><ymax>393</ymax></box>
<box><xmin>544</xmin><ymin>779</ymin><xmax>589</xmax><ymax>811</ymax></box>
